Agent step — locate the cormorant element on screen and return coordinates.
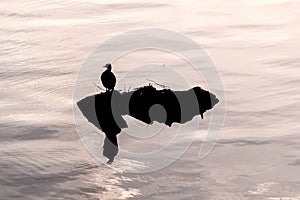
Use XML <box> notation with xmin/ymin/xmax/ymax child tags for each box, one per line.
<box><xmin>101</xmin><ymin>63</ymin><xmax>116</xmax><ymax>92</ymax></box>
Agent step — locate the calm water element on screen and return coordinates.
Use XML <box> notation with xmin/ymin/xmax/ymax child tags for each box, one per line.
<box><xmin>1</xmin><ymin>0</ymin><xmax>300</xmax><ymax>199</ymax></box>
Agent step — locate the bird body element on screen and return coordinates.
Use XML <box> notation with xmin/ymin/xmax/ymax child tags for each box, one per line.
<box><xmin>101</xmin><ymin>63</ymin><xmax>116</xmax><ymax>92</ymax></box>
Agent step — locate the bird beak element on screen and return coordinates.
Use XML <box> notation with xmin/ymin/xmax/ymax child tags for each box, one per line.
<box><xmin>103</xmin><ymin>65</ymin><xmax>107</xmax><ymax>68</ymax></box>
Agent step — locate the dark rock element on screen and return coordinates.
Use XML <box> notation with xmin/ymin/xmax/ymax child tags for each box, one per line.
<box><xmin>77</xmin><ymin>85</ymin><xmax>219</xmax><ymax>163</ymax></box>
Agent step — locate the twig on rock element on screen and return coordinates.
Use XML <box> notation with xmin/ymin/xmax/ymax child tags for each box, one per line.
<box><xmin>146</xmin><ymin>79</ymin><xmax>168</xmax><ymax>89</ymax></box>
<box><xmin>93</xmin><ymin>83</ymin><xmax>105</xmax><ymax>91</ymax></box>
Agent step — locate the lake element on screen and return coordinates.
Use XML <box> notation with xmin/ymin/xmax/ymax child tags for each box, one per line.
<box><xmin>0</xmin><ymin>0</ymin><xmax>299</xmax><ymax>199</ymax></box>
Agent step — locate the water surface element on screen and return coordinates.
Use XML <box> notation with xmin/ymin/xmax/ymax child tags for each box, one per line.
<box><xmin>1</xmin><ymin>0</ymin><xmax>299</xmax><ymax>199</ymax></box>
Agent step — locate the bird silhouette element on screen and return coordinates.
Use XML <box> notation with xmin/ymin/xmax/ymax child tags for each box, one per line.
<box><xmin>101</xmin><ymin>63</ymin><xmax>116</xmax><ymax>92</ymax></box>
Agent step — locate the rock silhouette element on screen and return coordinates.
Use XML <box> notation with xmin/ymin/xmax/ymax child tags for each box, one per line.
<box><xmin>77</xmin><ymin>85</ymin><xmax>219</xmax><ymax>163</ymax></box>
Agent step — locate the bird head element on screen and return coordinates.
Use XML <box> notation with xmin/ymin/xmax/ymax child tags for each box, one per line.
<box><xmin>103</xmin><ymin>63</ymin><xmax>112</xmax><ymax>71</ymax></box>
